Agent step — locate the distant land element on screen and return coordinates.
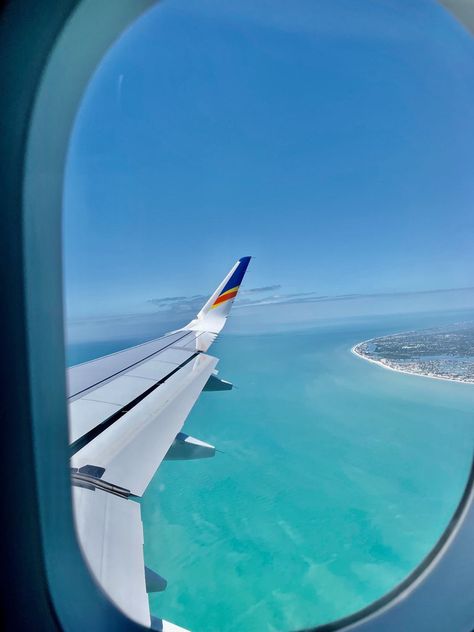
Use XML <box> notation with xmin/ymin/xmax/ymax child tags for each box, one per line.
<box><xmin>352</xmin><ymin>322</ymin><xmax>474</xmax><ymax>384</ymax></box>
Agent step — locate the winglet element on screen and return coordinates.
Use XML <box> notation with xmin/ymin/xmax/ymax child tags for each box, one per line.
<box><xmin>185</xmin><ymin>257</ymin><xmax>251</xmax><ymax>334</ymax></box>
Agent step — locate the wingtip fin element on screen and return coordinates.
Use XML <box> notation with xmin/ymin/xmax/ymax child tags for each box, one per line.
<box><xmin>185</xmin><ymin>257</ymin><xmax>251</xmax><ymax>334</ymax></box>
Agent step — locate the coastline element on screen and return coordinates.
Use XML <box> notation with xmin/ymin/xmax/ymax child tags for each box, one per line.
<box><xmin>350</xmin><ymin>343</ymin><xmax>474</xmax><ymax>386</ymax></box>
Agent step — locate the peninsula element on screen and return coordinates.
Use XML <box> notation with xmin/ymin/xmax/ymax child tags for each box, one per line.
<box><xmin>353</xmin><ymin>322</ymin><xmax>474</xmax><ymax>384</ymax></box>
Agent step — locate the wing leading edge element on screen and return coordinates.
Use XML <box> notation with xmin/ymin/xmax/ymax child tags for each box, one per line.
<box><xmin>68</xmin><ymin>258</ymin><xmax>251</xmax><ymax>629</ymax></box>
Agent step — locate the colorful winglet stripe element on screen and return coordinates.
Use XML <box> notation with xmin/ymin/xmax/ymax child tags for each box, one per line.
<box><xmin>211</xmin><ymin>256</ymin><xmax>251</xmax><ymax>309</ymax></box>
<box><xmin>212</xmin><ymin>287</ymin><xmax>239</xmax><ymax>308</ymax></box>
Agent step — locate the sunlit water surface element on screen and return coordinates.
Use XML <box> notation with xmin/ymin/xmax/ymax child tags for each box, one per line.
<box><xmin>67</xmin><ymin>311</ymin><xmax>474</xmax><ymax>631</ymax></box>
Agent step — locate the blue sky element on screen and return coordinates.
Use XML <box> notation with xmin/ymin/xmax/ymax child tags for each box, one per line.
<box><xmin>64</xmin><ymin>0</ymin><xmax>474</xmax><ymax>340</ymax></box>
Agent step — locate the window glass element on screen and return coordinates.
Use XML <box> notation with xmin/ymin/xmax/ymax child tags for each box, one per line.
<box><xmin>64</xmin><ymin>2</ymin><xmax>474</xmax><ymax>630</ymax></box>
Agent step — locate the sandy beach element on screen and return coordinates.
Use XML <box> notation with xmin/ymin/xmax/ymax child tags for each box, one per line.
<box><xmin>351</xmin><ymin>342</ymin><xmax>474</xmax><ymax>386</ymax></box>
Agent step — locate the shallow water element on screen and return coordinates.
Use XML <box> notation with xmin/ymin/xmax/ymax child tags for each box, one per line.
<box><xmin>67</xmin><ymin>311</ymin><xmax>474</xmax><ymax>631</ymax></box>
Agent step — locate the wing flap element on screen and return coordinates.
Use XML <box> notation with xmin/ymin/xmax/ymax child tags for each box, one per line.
<box><xmin>71</xmin><ymin>353</ymin><xmax>218</xmax><ymax>496</ymax></box>
<box><xmin>72</xmin><ymin>485</ymin><xmax>150</xmax><ymax>628</ymax></box>
<box><xmin>68</xmin><ymin>344</ymin><xmax>198</xmax><ymax>445</ymax></box>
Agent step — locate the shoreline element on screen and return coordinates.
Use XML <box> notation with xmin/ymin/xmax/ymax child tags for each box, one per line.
<box><xmin>350</xmin><ymin>343</ymin><xmax>474</xmax><ymax>386</ymax></box>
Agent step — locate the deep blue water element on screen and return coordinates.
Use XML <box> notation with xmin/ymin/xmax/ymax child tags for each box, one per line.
<box><xmin>67</xmin><ymin>310</ymin><xmax>474</xmax><ymax>631</ymax></box>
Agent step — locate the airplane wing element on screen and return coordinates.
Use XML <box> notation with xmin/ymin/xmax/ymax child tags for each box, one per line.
<box><xmin>68</xmin><ymin>257</ymin><xmax>251</xmax><ymax>631</ymax></box>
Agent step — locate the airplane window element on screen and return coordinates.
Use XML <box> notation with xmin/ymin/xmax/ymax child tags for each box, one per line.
<box><xmin>63</xmin><ymin>1</ymin><xmax>474</xmax><ymax>631</ymax></box>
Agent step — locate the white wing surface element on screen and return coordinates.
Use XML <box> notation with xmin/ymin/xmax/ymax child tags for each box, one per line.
<box><xmin>68</xmin><ymin>257</ymin><xmax>251</xmax><ymax>630</ymax></box>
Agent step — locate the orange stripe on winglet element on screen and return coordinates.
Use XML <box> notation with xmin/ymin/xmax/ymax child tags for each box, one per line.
<box><xmin>212</xmin><ymin>289</ymin><xmax>238</xmax><ymax>308</ymax></box>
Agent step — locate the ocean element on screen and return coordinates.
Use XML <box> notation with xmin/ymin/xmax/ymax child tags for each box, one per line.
<box><xmin>67</xmin><ymin>310</ymin><xmax>474</xmax><ymax>631</ymax></box>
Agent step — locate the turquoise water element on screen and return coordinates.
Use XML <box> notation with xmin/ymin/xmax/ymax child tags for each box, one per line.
<box><xmin>67</xmin><ymin>312</ymin><xmax>474</xmax><ymax>631</ymax></box>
